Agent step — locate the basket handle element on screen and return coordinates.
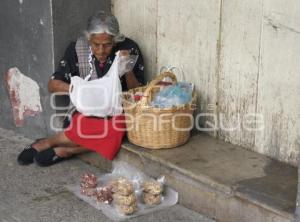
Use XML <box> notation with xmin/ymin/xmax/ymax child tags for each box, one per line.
<box><xmin>140</xmin><ymin>72</ymin><xmax>177</xmax><ymax>107</ymax></box>
<box><xmin>170</xmin><ymin>66</ymin><xmax>186</xmax><ymax>81</ymax></box>
<box><xmin>160</xmin><ymin>66</ymin><xmax>185</xmax><ymax>81</ymax></box>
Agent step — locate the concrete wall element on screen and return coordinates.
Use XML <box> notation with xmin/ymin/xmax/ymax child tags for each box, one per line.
<box><xmin>0</xmin><ymin>0</ymin><xmax>54</xmax><ymax>139</ymax></box>
<box><xmin>0</xmin><ymin>0</ymin><xmax>111</xmax><ymax>139</ymax></box>
<box><xmin>112</xmin><ymin>0</ymin><xmax>300</xmax><ymax>165</ymax></box>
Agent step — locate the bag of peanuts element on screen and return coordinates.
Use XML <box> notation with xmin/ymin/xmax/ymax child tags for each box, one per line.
<box><xmin>141</xmin><ymin>177</ymin><xmax>165</xmax><ymax>207</ymax></box>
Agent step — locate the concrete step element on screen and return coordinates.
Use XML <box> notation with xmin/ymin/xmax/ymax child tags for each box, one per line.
<box><xmin>79</xmin><ymin>133</ymin><xmax>297</xmax><ymax>222</ymax></box>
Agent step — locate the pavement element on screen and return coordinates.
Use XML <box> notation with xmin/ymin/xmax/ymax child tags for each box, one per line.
<box><xmin>0</xmin><ymin>128</ymin><xmax>214</xmax><ymax>222</ymax></box>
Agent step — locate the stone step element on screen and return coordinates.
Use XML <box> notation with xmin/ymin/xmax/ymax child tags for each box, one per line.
<box><xmin>79</xmin><ymin>133</ymin><xmax>297</xmax><ymax>222</ymax></box>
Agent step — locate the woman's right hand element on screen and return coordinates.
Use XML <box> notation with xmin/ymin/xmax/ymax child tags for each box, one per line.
<box><xmin>48</xmin><ymin>79</ymin><xmax>70</xmax><ymax>93</ymax></box>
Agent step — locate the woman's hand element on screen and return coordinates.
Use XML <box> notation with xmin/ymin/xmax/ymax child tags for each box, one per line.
<box><xmin>125</xmin><ymin>71</ymin><xmax>141</xmax><ymax>89</ymax></box>
<box><xmin>48</xmin><ymin>79</ymin><xmax>70</xmax><ymax>93</ymax></box>
<box><xmin>118</xmin><ymin>50</ymin><xmax>130</xmax><ymax>56</ymax></box>
<box><xmin>117</xmin><ymin>50</ymin><xmax>141</xmax><ymax>89</ymax></box>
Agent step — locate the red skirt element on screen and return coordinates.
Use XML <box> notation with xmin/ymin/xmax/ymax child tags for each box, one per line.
<box><xmin>64</xmin><ymin>112</ymin><xmax>126</xmax><ymax>160</ymax></box>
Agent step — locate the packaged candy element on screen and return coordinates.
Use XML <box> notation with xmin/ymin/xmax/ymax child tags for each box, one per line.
<box><xmin>151</xmin><ymin>82</ymin><xmax>194</xmax><ymax>108</ymax></box>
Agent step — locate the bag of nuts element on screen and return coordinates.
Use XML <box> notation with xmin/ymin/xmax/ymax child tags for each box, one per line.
<box><xmin>111</xmin><ymin>177</ymin><xmax>138</xmax><ymax>215</ymax></box>
<box><xmin>80</xmin><ymin>173</ymin><xmax>98</xmax><ymax>196</ymax></box>
<box><xmin>142</xmin><ymin>177</ymin><xmax>165</xmax><ymax>206</ymax></box>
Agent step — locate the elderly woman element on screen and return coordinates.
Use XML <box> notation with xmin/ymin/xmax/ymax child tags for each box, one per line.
<box><xmin>17</xmin><ymin>11</ymin><xmax>144</xmax><ymax>166</ymax></box>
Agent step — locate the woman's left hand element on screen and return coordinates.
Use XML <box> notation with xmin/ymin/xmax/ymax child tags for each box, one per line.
<box><xmin>118</xmin><ymin>50</ymin><xmax>130</xmax><ymax>57</ymax></box>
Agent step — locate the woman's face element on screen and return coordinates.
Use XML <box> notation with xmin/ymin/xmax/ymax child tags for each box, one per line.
<box><xmin>89</xmin><ymin>33</ymin><xmax>114</xmax><ymax>62</ymax></box>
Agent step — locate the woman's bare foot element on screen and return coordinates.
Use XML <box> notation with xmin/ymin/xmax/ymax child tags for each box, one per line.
<box><xmin>33</xmin><ymin>146</ymin><xmax>89</xmax><ymax>167</ymax></box>
<box><xmin>54</xmin><ymin>146</ymin><xmax>89</xmax><ymax>158</ymax></box>
<box><xmin>31</xmin><ymin>138</ymin><xmax>51</xmax><ymax>152</ymax></box>
<box><xmin>18</xmin><ymin>132</ymin><xmax>81</xmax><ymax>166</ymax></box>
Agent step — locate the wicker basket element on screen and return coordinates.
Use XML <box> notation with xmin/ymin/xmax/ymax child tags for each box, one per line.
<box><xmin>123</xmin><ymin>72</ymin><xmax>197</xmax><ymax>149</ymax></box>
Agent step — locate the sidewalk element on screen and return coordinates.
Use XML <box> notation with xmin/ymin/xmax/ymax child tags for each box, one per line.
<box><xmin>0</xmin><ymin>128</ymin><xmax>213</xmax><ymax>222</ymax></box>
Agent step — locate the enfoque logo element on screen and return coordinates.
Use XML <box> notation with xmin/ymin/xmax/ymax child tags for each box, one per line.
<box><xmin>49</xmin><ymin>92</ymin><xmax>264</xmax><ymax>138</ymax></box>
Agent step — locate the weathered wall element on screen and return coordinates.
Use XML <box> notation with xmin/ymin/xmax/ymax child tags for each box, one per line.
<box><xmin>0</xmin><ymin>0</ymin><xmax>111</xmax><ymax>139</ymax></box>
<box><xmin>0</xmin><ymin>0</ymin><xmax>54</xmax><ymax>139</ymax></box>
<box><xmin>112</xmin><ymin>0</ymin><xmax>300</xmax><ymax>165</ymax></box>
<box><xmin>112</xmin><ymin>0</ymin><xmax>157</xmax><ymax>82</ymax></box>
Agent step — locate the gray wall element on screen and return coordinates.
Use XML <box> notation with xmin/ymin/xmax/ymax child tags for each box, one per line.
<box><xmin>0</xmin><ymin>0</ymin><xmax>54</xmax><ymax>139</ymax></box>
<box><xmin>113</xmin><ymin>0</ymin><xmax>300</xmax><ymax>165</ymax></box>
<box><xmin>0</xmin><ymin>0</ymin><xmax>111</xmax><ymax>139</ymax></box>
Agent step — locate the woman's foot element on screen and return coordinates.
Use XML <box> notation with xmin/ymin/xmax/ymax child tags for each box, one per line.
<box><xmin>17</xmin><ymin>132</ymin><xmax>76</xmax><ymax>166</ymax></box>
<box><xmin>17</xmin><ymin>144</ymin><xmax>38</xmax><ymax>165</ymax></box>
<box><xmin>34</xmin><ymin>147</ymin><xmax>71</xmax><ymax>167</ymax></box>
<box><xmin>34</xmin><ymin>146</ymin><xmax>88</xmax><ymax>167</ymax></box>
<box><xmin>17</xmin><ymin>138</ymin><xmax>47</xmax><ymax>165</ymax></box>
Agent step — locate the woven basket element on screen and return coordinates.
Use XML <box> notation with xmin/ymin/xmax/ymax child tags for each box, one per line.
<box><xmin>123</xmin><ymin>72</ymin><xmax>197</xmax><ymax>149</ymax></box>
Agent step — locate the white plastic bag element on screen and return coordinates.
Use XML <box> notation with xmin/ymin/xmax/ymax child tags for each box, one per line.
<box><xmin>69</xmin><ymin>51</ymin><xmax>136</xmax><ymax>117</ymax></box>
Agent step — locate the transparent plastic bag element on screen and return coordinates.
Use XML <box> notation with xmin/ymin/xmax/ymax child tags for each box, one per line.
<box><xmin>118</xmin><ymin>54</ymin><xmax>138</xmax><ymax>77</ymax></box>
<box><xmin>151</xmin><ymin>82</ymin><xmax>194</xmax><ymax>108</ymax></box>
<box><xmin>111</xmin><ymin>161</ymin><xmax>147</xmax><ymax>190</ymax></box>
<box><xmin>159</xmin><ymin>66</ymin><xmax>186</xmax><ymax>82</ymax></box>
<box><xmin>66</xmin><ymin>161</ymin><xmax>178</xmax><ymax>221</ymax></box>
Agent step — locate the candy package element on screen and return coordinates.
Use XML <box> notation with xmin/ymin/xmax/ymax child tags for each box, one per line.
<box><xmin>151</xmin><ymin>82</ymin><xmax>194</xmax><ymax>108</ymax></box>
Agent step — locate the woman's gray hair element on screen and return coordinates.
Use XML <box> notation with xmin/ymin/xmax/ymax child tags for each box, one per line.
<box><xmin>85</xmin><ymin>11</ymin><xmax>125</xmax><ymax>43</ymax></box>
